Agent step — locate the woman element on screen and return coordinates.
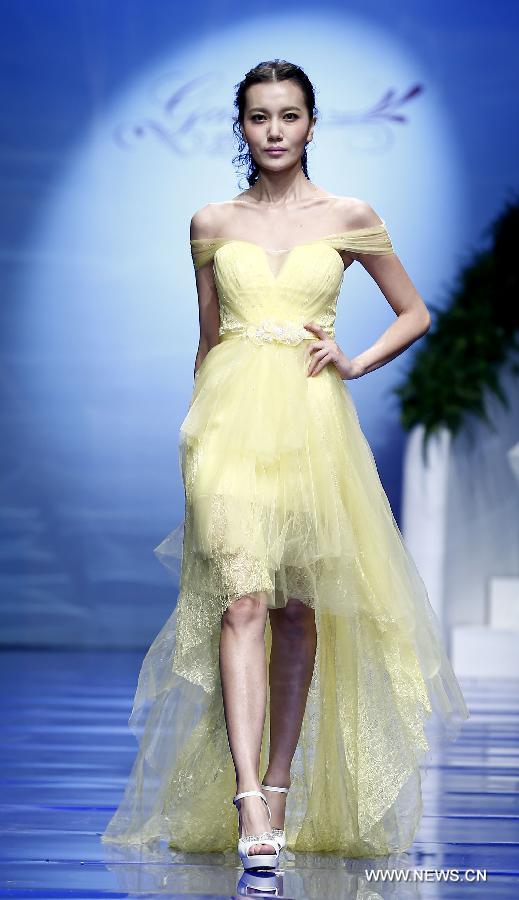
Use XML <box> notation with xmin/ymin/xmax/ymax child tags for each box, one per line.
<box><xmin>101</xmin><ymin>60</ymin><xmax>469</xmax><ymax>869</ymax></box>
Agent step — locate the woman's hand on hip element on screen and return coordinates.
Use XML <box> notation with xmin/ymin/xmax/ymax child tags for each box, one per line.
<box><xmin>303</xmin><ymin>322</ymin><xmax>364</xmax><ymax>380</ymax></box>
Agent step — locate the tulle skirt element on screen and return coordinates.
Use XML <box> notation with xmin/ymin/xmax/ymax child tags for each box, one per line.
<box><xmin>101</xmin><ymin>334</ymin><xmax>469</xmax><ymax>857</ymax></box>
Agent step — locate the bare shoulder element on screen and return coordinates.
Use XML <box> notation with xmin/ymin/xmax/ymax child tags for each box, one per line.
<box><xmin>190</xmin><ymin>201</ymin><xmax>237</xmax><ymax>240</ymax></box>
<box><xmin>190</xmin><ymin>203</ymin><xmax>218</xmax><ymax>240</ymax></box>
<box><xmin>332</xmin><ymin>195</ymin><xmax>386</xmax><ymax>230</ymax></box>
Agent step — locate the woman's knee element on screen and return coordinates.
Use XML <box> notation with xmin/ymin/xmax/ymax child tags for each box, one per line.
<box><xmin>221</xmin><ymin>592</ymin><xmax>267</xmax><ymax>630</ymax></box>
<box><xmin>270</xmin><ymin>597</ymin><xmax>316</xmax><ymax>637</ymax></box>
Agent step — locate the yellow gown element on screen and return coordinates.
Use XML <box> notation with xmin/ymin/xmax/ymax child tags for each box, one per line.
<box><xmin>101</xmin><ymin>221</ymin><xmax>469</xmax><ymax>857</ymax></box>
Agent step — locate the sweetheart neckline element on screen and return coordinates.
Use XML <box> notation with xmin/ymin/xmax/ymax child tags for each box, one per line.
<box><xmin>212</xmin><ymin>237</ymin><xmax>348</xmax><ymax>283</ymax></box>
<box><xmin>190</xmin><ymin>220</ymin><xmax>387</xmax><ymax>255</ymax></box>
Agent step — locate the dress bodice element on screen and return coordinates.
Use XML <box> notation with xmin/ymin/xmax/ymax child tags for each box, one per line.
<box><xmin>190</xmin><ymin>222</ymin><xmax>394</xmax><ymax>345</ymax></box>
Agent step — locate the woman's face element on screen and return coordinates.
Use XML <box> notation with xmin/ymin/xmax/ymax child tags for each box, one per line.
<box><xmin>241</xmin><ymin>79</ymin><xmax>315</xmax><ymax>174</ymax></box>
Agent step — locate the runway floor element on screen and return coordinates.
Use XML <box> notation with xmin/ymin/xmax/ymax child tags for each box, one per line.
<box><xmin>1</xmin><ymin>648</ymin><xmax>518</xmax><ymax>898</ymax></box>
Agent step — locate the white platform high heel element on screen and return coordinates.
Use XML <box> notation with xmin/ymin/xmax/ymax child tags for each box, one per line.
<box><xmin>260</xmin><ymin>783</ymin><xmax>290</xmax><ymax>849</ymax></box>
<box><xmin>232</xmin><ymin>789</ymin><xmax>281</xmax><ymax>870</ymax></box>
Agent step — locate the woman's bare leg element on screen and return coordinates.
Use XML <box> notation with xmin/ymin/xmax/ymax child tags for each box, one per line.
<box><xmin>262</xmin><ymin>597</ymin><xmax>317</xmax><ymax>829</ymax></box>
<box><xmin>219</xmin><ymin>591</ymin><xmax>274</xmax><ymax>856</ymax></box>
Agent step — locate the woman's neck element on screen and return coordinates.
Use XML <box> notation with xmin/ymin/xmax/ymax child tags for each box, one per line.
<box><xmin>243</xmin><ymin>168</ymin><xmax>324</xmax><ymax>208</ymax></box>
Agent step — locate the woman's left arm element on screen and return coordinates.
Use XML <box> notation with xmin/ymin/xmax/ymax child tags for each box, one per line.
<box><xmin>305</xmin><ymin>209</ymin><xmax>431</xmax><ymax>379</ymax></box>
<box><xmin>345</xmin><ymin>252</ymin><xmax>431</xmax><ymax>378</ymax></box>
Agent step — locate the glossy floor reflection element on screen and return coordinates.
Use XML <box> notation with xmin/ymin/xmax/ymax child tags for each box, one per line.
<box><xmin>1</xmin><ymin>649</ymin><xmax>518</xmax><ymax>898</ymax></box>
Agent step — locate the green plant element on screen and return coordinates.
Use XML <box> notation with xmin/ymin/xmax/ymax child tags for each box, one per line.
<box><xmin>393</xmin><ymin>193</ymin><xmax>519</xmax><ymax>465</ymax></box>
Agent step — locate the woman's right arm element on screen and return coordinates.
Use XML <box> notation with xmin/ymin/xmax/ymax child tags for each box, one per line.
<box><xmin>190</xmin><ymin>206</ymin><xmax>221</xmax><ymax>380</ymax></box>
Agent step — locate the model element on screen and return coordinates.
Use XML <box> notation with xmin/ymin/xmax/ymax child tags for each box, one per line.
<box><xmin>101</xmin><ymin>59</ymin><xmax>469</xmax><ymax>869</ymax></box>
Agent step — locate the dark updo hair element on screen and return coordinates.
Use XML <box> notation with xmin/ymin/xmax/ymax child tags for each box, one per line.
<box><xmin>232</xmin><ymin>59</ymin><xmax>318</xmax><ymax>187</ymax></box>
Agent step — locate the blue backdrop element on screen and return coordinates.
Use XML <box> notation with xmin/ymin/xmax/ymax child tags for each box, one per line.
<box><xmin>1</xmin><ymin>0</ymin><xmax>517</xmax><ymax>647</ymax></box>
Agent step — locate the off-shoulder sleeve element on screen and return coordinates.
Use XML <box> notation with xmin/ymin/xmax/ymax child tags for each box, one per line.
<box><xmin>190</xmin><ymin>237</ymin><xmax>230</xmax><ymax>271</ymax></box>
<box><xmin>325</xmin><ymin>221</ymin><xmax>395</xmax><ymax>255</ymax></box>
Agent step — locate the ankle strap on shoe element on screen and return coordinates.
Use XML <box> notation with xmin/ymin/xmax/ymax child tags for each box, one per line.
<box><xmin>261</xmin><ymin>784</ymin><xmax>289</xmax><ymax>793</ymax></box>
<box><xmin>233</xmin><ymin>789</ymin><xmax>272</xmax><ymax>820</ymax></box>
